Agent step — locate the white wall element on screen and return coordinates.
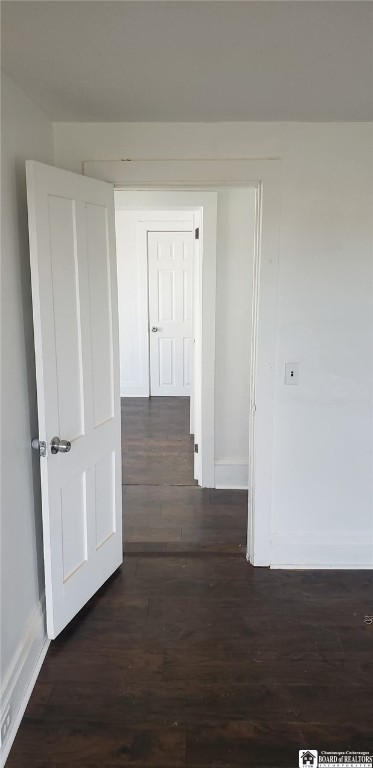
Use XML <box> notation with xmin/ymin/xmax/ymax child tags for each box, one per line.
<box><xmin>115</xmin><ymin>209</ymin><xmax>147</xmax><ymax>397</ymax></box>
<box><xmin>1</xmin><ymin>75</ymin><xmax>54</xmax><ymax>758</ymax></box>
<box><xmin>215</xmin><ymin>188</ymin><xmax>255</xmax><ymax>488</ymax></box>
<box><xmin>54</xmin><ymin>121</ymin><xmax>373</xmax><ymax>567</ymax></box>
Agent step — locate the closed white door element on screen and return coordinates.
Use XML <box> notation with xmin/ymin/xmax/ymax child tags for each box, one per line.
<box><xmin>26</xmin><ymin>161</ymin><xmax>122</xmax><ymax>639</ymax></box>
<box><xmin>148</xmin><ymin>230</ymin><xmax>194</xmax><ymax>396</ymax></box>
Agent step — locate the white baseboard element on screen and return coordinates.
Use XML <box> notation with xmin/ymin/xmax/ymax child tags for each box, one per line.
<box><xmin>271</xmin><ymin>564</ymin><xmax>373</xmax><ymax>570</ymax></box>
<box><xmin>214</xmin><ymin>459</ymin><xmax>249</xmax><ymax>490</ymax></box>
<box><xmin>270</xmin><ymin>531</ymin><xmax>373</xmax><ymax>569</ymax></box>
<box><xmin>120</xmin><ymin>386</ymin><xmax>148</xmax><ymax>397</ymax></box>
<box><xmin>1</xmin><ymin>596</ymin><xmax>50</xmax><ymax>765</ymax></box>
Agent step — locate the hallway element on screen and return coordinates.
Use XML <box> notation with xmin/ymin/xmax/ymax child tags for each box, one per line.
<box><xmin>7</xmin><ymin>399</ymin><xmax>373</xmax><ymax>767</ymax></box>
<box><xmin>122</xmin><ymin>397</ymin><xmax>197</xmax><ymax>487</ymax></box>
<box><xmin>122</xmin><ymin>397</ymin><xmax>248</xmax><ymax>555</ymax></box>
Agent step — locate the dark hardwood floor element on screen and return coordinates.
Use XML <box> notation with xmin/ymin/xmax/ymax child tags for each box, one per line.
<box><xmin>122</xmin><ymin>397</ymin><xmax>247</xmax><ymax>554</ymax></box>
<box><xmin>7</xmin><ymin>398</ymin><xmax>373</xmax><ymax>767</ymax></box>
<box><xmin>123</xmin><ymin>484</ymin><xmax>248</xmax><ymax>555</ymax></box>
<box><xmin>122</xmin><ymin>397</ymin><xmax>197</xmax><ymax>486</ymax></box>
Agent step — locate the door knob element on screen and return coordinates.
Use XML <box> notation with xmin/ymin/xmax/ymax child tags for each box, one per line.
<box><xmin>151</xmin><ymin>326</ymin><xmax>158</xmax><ymax>333</ymax></box>
<box><xmin>51</xmin><ymin>436</ymin><xmax>71</xmax><ymax>454</ymax></box>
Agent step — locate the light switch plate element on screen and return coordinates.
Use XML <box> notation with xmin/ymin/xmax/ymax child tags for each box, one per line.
<box><xmin>285</xmin><ymin>362</ymin><xmax>299</xmax><ymax>385</ymax></box>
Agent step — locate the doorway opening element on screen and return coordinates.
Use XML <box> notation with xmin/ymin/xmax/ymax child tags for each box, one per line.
<box><xmin>114</xmin><ymin>188</ymin><xmax>256</xmax><ymax>555</ymax></box>
<box><xmin>115</xmin><ymin>193</ymin><xmax>209</xmax><ymax>485</ymax></box>
<box><xmin>85</xmin><ymin>158</ymin><xmax>281</xmax><ymax>567</ymax></box>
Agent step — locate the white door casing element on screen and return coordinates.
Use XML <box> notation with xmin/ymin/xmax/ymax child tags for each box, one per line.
<box><xmin>26</xmin><ymin>161</ymin><xmax>122</xmax><ymax>639</ymax></box>
<box><xmin>148</xmin><ymin>229</ymin><xmax>194</xmax><ymax>396</ymax></box>
<box><xmin>191</xmin><ymin>214</ymin><xmax>202</xmax><ymax>482</ymax></box>
<box><xmin>87</xmin><ymin>162</ymin><xmax>280</xmax><ymax>564</ymax></box>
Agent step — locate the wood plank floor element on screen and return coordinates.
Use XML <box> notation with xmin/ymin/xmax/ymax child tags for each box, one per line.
<box><xmin>8</xmin><ymin>562</ymin><xmax>373</xmax><ymax>767</ymax></box>
<box><xmin>122</xmin><ymin>397</ymin><xmax>248</xmax><ymax>554</ymax></box>
<box><xmin>7</xmin><ymin>398</ymin><xmax>373</xmax><ymax>767</ymax></box>
<box><xmin>122</xmin><ymin>397</ymin><xmax>197</xmax><ymax>486</ymax></box>
<box><xmin>123</xmin><ymin>484</ymin><xmax>248</xmax><ymax>555</ymax></box>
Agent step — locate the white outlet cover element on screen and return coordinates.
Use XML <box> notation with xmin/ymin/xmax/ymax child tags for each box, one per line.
<box><xmin>285</xmin><ymin>362</ymin><xmax>299</xmax><ymax>385</ymax></box>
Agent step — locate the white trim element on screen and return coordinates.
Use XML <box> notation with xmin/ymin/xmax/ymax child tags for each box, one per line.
<box><xmin>214</xmin><ymin>460</ymin><xmax>249</xmax><ymax>490</ymax></box>
<box><xmin>85</xmin><ymin>159</ymin><xmax>281</xmax><ymax>564</ymax></box>
<box><xmin>119</xmin><ymin>385</ymin><xmax>148</xmax><ymax>398</ymax></box>
<box><xmin>137</xmin><ymin>219</ymin><xmax>193</xmax><ymax>228</ymax></box>
<box><xmin>1</xmin><ymin>597</ymin><xmax>50</xmax><ymax>765</ymax></box>
<box><xmin>137</xmin><ymin>217</ymin><xmax>194</xmax><ymax>399</ymax></box>
<box><xmin>84</xmin><ymin>159</ymin><xmax>278</xmax><ymax>188</ymax></box>
<box><xmin>192</xmin><ymin>209</ymin><xmax>201</xmax><ymax>479</ymax></box>
<box><xmin>270</xmin><ymin>532</ymin><xmax>373</xmax><ymax>569</ymax></box>
<box><xmin>272</xmin><ymin>565</ymin><xmax>373</xmax><ymax>570</ymax></box>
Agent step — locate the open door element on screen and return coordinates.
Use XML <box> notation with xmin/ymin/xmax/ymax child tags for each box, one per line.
<box><xmin>26</xmin><ymin>161</ymin><xmax>122</xmax><ymax>639</ymax></box>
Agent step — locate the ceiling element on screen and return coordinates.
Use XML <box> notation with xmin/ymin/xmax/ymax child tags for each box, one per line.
<box><xmin>2</xmin><ymin>1</ymin><xmax>372</xmax><ymax>122</ymax></box>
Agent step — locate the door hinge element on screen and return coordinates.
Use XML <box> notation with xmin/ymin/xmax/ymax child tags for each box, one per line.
<box><xmin>195</xmin><ymin>227</ymin><xmax>199</xmax><ymax>240</ymax></box>
<box><xmin>31</xmin><ymin>438</ymin><xmax>47</xmax><ymax>457</ymax></box>
<box><xmin>194</xmin><ymin>443</ymin><xmax>199</xmax><ymax>453</ymax></box>
<box><xmin>251</xmin><ymin>404</ymin><xmax>257</xmax><ymax>414</ymax></box>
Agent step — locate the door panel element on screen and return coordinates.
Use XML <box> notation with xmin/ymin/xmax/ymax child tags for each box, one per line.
<box><xmin>159</xmin><ymin>337</ymin><xmax>175</xmax><ymax>386</ymax></box>
<box><xmin>148</xmin><ymin>230</ymin><xmax>193</xmax><ymax>396</ymax></box>
<box><xmin>50</xmin><ymin>199</ymin><xmax>85</xmax><ymax>441</ymax></box>
<box><xmin>86</xmin><ymin>203</ymin><xmax>115</xmax><ymax>427</ymax></box>
<box><xmin>183</xmin><ymin>269</ymin><xmax>192</xmax><ymax>321</ymax></box>
<box><xmin>60</xmin><ymin>472</ymin><xmax>88</xmax><ymax>582</ymax></box>
<box><xmin>158</xmin><ymin>270</ymin><xmax>174</xmax><ymax>321</ymax></box>
<box><xmin>26</xmin><ymin>161</ymin><xmax>122</xmax><ymax>639</ymax></box>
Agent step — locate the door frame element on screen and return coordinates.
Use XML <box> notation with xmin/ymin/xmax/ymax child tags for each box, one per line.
<box><xmin>85</xmin><ymin>160</ymin><xmax>281</xmax><ymax>567</ymax></box>
<box><xmin>139</xmin><ymin>217</ymin><xmax>195</xmax><ymax>398</ymax></box>
<box><xmin>138</xmin><ymin>218</ymin><xmax>200</xmax><ymax>480</ymax></box>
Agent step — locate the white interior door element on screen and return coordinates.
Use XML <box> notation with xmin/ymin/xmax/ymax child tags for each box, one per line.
<box><xmin>148</xmin><ymin>230</ymin><xmax>194</xmax><ymax>396</ymax></box>
<box><xmin>26</xmin><ymin>161</ymin><xmax>122</xmax><ymax>639</ymax></box>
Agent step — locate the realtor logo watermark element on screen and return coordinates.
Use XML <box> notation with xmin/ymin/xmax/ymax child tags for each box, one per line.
<box><xmin>299</xmin><ymin>750</ymin><xmax>373</xmax><ymax>767</ymax></box>
<box><xmin>299</xmin><ymin>751</ymin><xmax>318</xmax><ymax>767</ymax></box>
